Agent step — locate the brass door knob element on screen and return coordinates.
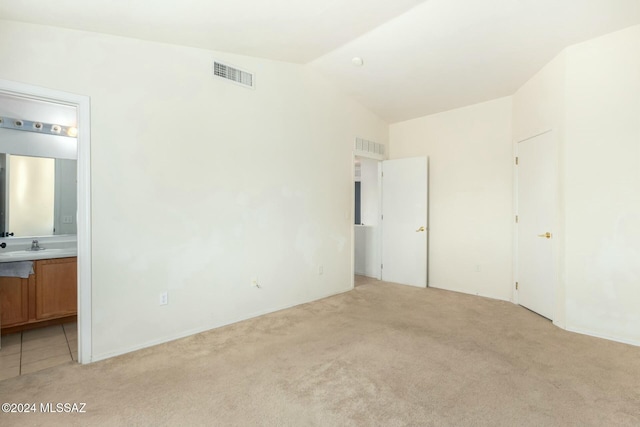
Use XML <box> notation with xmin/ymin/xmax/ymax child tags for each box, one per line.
<box><xmin>537</xmin><ymin>232</ymin><xmax>552</xmax><ymax>239</ymax></box>
<box><xmin>416</xmin><ymin>226</ymin><xmax>426</xmax><ymax>232</ymax></box>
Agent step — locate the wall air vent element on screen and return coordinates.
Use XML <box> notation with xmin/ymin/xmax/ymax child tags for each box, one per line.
<box><xmin>355</xmin><ymin>138</ymin><xmax>385</xmax><ymax>156</ymax></box>
<box><xmin>213</xmin><ymin>61</ymin><xmax>254</xmax><ymax>89</ymax></box>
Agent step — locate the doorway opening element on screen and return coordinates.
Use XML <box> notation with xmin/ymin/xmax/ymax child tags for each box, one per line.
<box><xmin>351</xmin><ymin>150</ymin><xmax>429</xmax><ymax>289</ymax></box>
<box><xmin>353</xmin><ymin>155</ymin><xmax>382</xmax><ymax>286</ymax></box>
<box><xmin>0</xmin><ymin>79</ymin><xmax>92</xmax><ymax>365</ymax></box>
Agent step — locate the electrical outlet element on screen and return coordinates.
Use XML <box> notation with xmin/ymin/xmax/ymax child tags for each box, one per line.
<box><xmin>160</xmin><ymin>292</ymin><xmax>168</xmax><ymax>305</ymax></box>
<box><xmin>62</xmin><ymin>215</ymin><xmax>73</xmax><ymax>224</ymax></box>
<box><xmin>318</xmin><ymin>265</ymin><xmax>323</xmax><ymax>275</ymax></box>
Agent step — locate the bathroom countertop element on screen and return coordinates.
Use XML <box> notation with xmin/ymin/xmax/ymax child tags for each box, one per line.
<box><xmin>0</xmin><ymin>247</ymin><xmax>77</xmax><ymax>263</ymax></box>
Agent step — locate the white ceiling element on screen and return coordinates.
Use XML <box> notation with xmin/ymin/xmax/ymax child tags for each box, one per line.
<box><xmin>311</xmin><ymin>0</ymin><xmax>640</xmax><ymax>122</ymax></box>
<box><xmin>2</xmin><ymin>0</ymin><xmax>639</xmax><ymax>123</ymax></box>
<box><xmin>0</xmin><ymin>0</ymin><xmax>424</xmax><ymax>63</ymax></box>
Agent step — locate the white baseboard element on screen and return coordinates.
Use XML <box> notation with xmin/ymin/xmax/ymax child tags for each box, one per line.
<box><xmin>564</xmin><ymin>325</ymin><xmax>640</xmax><ymax>347</ymax></box>
<box><xmin>90</xmin><ymin>287</ymin><xmax>353</xmax><ymax>363</ymax></box>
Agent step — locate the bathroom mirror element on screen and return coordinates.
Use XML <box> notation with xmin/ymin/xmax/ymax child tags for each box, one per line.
<box><xmin>0</xmin><ymin>90</ymin><xmax>78</xmax><ymax>238</ymax></box>
<box><xmin>0</xmin><ymin>153</ymin><xmax>77</xmax><ymax>237</ymax></box>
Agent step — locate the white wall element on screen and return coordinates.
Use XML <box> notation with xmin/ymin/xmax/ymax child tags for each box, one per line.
<box><xmin>390</xmin><ymin>97</ymin><xmax>513</xmax><ymax>301</ymax></box>
<box><xmin>513</xmin><ymin>25</ymin><xmax>640</xmax><ymax>346</ymax></box>
<box><xmin>512</xmin><ymin>53</ymin><xmax>566</xmax><ymax>143</ymax></box>
<box><xmin>0</xmin><ymin>20</ymin><xmax>388</xmax><ymax>360</ymax></box>
<box><xmin>512</xmin><ymin>52</ymin><xmax>567</xmax><ymax>327</ymax></box>
<box><xmin>354</xmin><ymin>225</ymin><xmax>379</xmax><ymax>278</ymax></box>
<box><xmin>563</xmin><ymin>25</ymin><xmax>640</xmax><ymax>345</ymax></box>
<box><xmin>359</xmin><ymin>158</ymin><xmax>379</xmax><ymax>226</ymax></box>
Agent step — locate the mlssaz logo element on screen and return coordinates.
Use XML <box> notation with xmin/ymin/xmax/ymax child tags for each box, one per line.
<box><xmin>40</xmin><ymin>402</ymin><xmax>87</xmax><ymax>413</ymax></box>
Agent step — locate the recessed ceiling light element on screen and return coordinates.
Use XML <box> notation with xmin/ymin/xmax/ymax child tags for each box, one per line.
<box><xmin>351</xmin><ymin>57</ymin><xmax>364</xmax><ymax>67</ymax></box>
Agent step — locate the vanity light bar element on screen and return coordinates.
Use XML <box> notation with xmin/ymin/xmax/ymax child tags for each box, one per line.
<box><xmin>0</xmin><ymin>116</ymin><xmax>78</xmax><ymax>138</ymax></box>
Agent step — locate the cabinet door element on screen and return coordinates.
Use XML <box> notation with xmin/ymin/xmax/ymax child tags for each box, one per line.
<box><xmin>0</xmin><ymin>276</ymin><xmax>30</xmax><ymax>327</ymax></box>
<box><xmin>35</xmin><ymin>257</ymin><xmax>77</xmax><ymax>320</ymax></box>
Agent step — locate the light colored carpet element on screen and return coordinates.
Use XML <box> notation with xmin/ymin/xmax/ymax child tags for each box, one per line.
<box><xmin>1</xmin><ymin>277</ymin><xmax>639</xmax><ymax>426</ymax></box>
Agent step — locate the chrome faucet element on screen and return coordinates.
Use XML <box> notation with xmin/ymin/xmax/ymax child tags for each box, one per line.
<box><xmin>31</xmin><ymin>240</ymin><xmax>41</xmax><ymax>251</ymax></box>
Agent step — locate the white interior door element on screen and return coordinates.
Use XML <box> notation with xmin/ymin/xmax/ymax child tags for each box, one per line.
<box><xmin>381</xmin><ymin>157</ymin><xmax>428</xmax><ymax>287</ymax></box>
<box><xmin>517</xmin><ymin>131</ymin><xmax>557</xmax><ymax>319</ymax></box>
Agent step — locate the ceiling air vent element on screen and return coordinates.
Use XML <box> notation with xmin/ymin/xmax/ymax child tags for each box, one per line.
<box><xmin>213</xmin><ymin>60</ymin><xmax>254</xmax><ymax>89</ymax></box>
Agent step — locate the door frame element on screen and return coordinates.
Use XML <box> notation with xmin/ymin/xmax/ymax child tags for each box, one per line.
<box><xmin>513</xmin><ymin>129</ymin><xmax>564</xmax><ymax>327</ymax></box>
<box><xmin>0</xmin><ymin>79</ymin><xmax>92</xmax><ymax>363</ymax></box>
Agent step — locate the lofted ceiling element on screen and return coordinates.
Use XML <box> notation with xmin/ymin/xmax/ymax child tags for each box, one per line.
<box><xmin>0</xmin><ymin>0</ymin><xmax>424</xmax><ymax>63</ymax></box>
<box><xmin>1</xmin><ymin>0</ymin><xmax>639</xmax><ymax>123</ymax></box>
<box><xmin>311</xmin><ymin>0</ymin><xmax>640</xmax><ymax>122</ymax></box>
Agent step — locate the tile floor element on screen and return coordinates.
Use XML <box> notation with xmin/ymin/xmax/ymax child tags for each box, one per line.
<box><xmin>0</xmin><ymin>323</ymin><xmax>77</xmax><ymax>381</ymax></box>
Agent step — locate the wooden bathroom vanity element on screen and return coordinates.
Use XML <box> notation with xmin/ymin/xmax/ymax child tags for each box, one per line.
<box><xmin>0</xmin><ymin>257</ymin><xmax>77</xmax><ymax>334</ymax></box>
